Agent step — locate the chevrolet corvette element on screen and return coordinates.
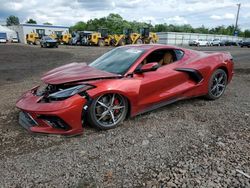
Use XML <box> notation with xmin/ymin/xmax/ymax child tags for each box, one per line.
<box><xmin>16</xmin><ymin>44</ymin><xmax>234</xmax><ymax>135</ymax></box>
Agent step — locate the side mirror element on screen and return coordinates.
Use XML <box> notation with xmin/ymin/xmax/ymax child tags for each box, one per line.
<box><xmin>135</xmin><ymin>62</ymin><xmax>159</xmax><ymax>74</ymax></box>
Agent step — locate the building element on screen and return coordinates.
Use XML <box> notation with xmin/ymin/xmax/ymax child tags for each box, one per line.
<box><xmin>0</xmin><ymin>25</ymin><xmax>18</xmax><ymax>41</ymax></box>
<box><xmin>8</xmin><ymin>24</ymin><xmax>69</xmax><ymax>44</ymax></box>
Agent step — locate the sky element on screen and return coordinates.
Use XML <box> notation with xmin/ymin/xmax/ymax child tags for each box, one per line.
<box><xmin>0</xmin><ymin>0</ymin><xmax>249</xmax><ymax>30</ymax></box>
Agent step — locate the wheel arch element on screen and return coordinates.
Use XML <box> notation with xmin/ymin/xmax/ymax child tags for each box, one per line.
<box><xmin>87</xmin><ymin>89</ymin><xmax>134</xmax><ymax>118</ymax></box>
<box><xmin>214</xmin><ymin>65</ymin><xmax>229</xmax><ymax>81</ymax></box>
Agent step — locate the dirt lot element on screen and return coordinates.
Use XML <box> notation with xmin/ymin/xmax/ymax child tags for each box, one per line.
<box><xmin>0</xmin><ymin>44</ymin><xmax>249</xmax><ymax>187</ymax></box>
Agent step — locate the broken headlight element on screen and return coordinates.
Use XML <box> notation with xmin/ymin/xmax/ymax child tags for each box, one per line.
<box><xmin>48</xmin><ymin>85</ymin><xmax>93</xmax><ymax>100</ymax></box>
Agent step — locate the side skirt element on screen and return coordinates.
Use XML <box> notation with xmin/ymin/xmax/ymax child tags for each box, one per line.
<box><xmin>134</xmin><ymin>97</ymin><xmax>186</xmax><ymax>116</ymax></box>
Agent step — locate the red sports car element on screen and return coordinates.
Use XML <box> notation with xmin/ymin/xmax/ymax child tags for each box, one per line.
<box><xmin>16</xmin><ymin>45</ymin><xmax>234</xmax><ymax>136</ymax></box>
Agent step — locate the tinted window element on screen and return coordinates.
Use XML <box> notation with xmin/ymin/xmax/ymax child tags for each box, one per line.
<box><xmin>174</xmin><ymin>50</ymin><xmax>184</xmax><ymax>60</ymax></box>
<box><xmin>89</xmin><ymin>47</ymin><xmax>145</xmax><ymax>75</ymax></box>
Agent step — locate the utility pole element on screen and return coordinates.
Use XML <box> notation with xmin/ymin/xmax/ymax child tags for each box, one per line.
<box><xmin>234</xmin><ymin>3</ymin><xmax>241</xmax><ymax>36</ymax></box>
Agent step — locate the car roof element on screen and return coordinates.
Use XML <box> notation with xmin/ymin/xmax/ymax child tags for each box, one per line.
<box><xmin>119</xmin><ymin>44</ymin><xmax>180</xmax><ymax>50</ymax></box>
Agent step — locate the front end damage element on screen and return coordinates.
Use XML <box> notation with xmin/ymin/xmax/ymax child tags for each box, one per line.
<box><xmin>16</xmin><ymin>83</ymin><xmax>93</xmax><ymax>136</ymax></box>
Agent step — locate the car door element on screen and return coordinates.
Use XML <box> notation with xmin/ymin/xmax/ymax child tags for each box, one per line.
<box><xmin>133</xmin><ymin>49</ymin><xmax>190</xmax><ymax>113</ymax></box>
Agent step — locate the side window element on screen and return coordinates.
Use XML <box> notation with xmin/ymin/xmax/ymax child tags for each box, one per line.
<box><xmin>137</xmin><ymin>49</ymin><xmax>179</xmax><ymax>70</ymax></box>
<box><xmin>174</xmin><ymin>50</ymin><xmax>184</xmax><ymax>61</ymax></box>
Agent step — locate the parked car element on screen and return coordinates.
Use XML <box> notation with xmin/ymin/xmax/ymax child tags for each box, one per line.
<box><xmin>16</xmin><ymin>44</ymin><xmax>234</xmax><ymax>136</ymax></box>
<box><xmin>239</xmin><ymin>39</ymin><xmax>250</xmax><ymax>48</ymax></box>
<box><xmin>0</xmin><ymin>32</ymin><xmax>7</xmax><ymax>43</ymax></box>
<box><xmin>222</xmin><ymin>40</ymin><xmax>238</xmax><ymax>46</ymax></box>
<box><xmin>11</xmin><ymin>37</ymin><xmax>19</xmax><ymax>43</ymax></box>
<box><xmin>189</xmin><ymin>39</ymin><xmax>208</xmax><ymax>46</ymax></box>
<box><xmin>40</xmin><ymin>36</ymin><xmax>58</xmax><ymax>48</ymax></box>
<box><xmin>210</xmin><ymin>39</ymin><xmax>221</xmax><ymax>46</ymax></box>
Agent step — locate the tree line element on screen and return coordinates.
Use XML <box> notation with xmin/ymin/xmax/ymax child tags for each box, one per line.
<box><xmin>5</xmin><ymin>14</ymin><xmax>250</xmax><ymax>38</ymax></box>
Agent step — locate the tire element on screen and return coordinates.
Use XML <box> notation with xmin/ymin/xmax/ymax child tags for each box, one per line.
<box><xmin>149</xmin><ymin>39</ymin><xmax>155</xmax><ymax>44</ymax></box>
<box><xmin>205</xmin><ymin>69</ymin><xmax>227</xmax><ymax>100</ymax></box>
<box><xmin>88</xmin><ymin>93</ymin><xmax>128</xmax><ymax>130</ymax></box>
<box><xmin>118</xmin><ymin>39</ymin><xmax>125</xmax><ymax>46</ymax></box>
<box><xmin>35</xmin><ymin>40</ymin><xmax>40</xmax><ymax>45</ymax></box>
<box><xmin>98</xmin><ymin>39</ymin><xmax>105</xmax><ymax>47</ymax></box>
<box><xmin>136</xmin><ymin>39</ymin><xmax>143</xmax><ymax>44</ymax></box>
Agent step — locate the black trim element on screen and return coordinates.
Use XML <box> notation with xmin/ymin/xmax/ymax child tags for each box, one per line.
<box><xmin>38</xmin><ymin>115</ymin><xmax>70</xmax><ymax>130</ymax></box>
<box><xmin>19</xmin><ymin>111</ymin><xmax>37</xmax><ymax>131</ymax></box>
<box><xmin>175</xmin><ymin>68</ymin><xmax>203</xmax><ymax>83</ymax></box>
<box><xmin>136</xmin><ymin>97</ymin><xmax>184</xmax><ymax>116</ymax></box>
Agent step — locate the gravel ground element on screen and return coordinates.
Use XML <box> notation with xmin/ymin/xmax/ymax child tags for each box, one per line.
<box><xmin>0</xmin><ymin>44</ymin><xmax>249</xmax><ymax>187</ymax></box>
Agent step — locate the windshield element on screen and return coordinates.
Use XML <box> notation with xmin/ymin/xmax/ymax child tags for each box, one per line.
<box><xmin>44</xmin><ymin>36</ymin><xmax>52</xmax><ymax>40</ymax></box>
<box><xmin>89</xmin><ymin>47</ymin><xmax>145</xmax><ymax>75</ymax></box>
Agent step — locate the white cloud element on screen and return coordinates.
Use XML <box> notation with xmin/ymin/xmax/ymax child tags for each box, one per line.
<box><xmin>0</xmin><ymin>0</ymin><xmax>249</xmax><ymax>30</ymax></box>
<box><xmin>165</xmin><ymin>16</ymin><xmax>188</xmax><ymax>25</ymax></box>
<box><xmin>210</xmin><ymin>13</ymin><xmax>235</xmax><ymax>20</ymax></box>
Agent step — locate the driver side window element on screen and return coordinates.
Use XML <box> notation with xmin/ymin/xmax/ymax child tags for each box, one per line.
<box><xmin>138</xmin><ymin>49</ymin><xmax>180</xmax><ymax>69</ymax></box>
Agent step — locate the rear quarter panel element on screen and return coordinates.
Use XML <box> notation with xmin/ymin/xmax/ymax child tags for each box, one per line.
<box><xmin>179</xmin><ymin>50</ymin><xmax>234</xmax><ymax>95</ymax></box>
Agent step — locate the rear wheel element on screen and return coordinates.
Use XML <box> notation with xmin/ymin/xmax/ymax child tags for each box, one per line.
<box><xmin>149</xmin><ymin>39</ymin><xmax>155</xmax><ymax>44</ymax></box>
<box><xmin>98</xmin><ymin>39</ymin><xmax>105</xmax><ymax>47</ymax></box>
<box><xmin>136</xmin><ymin>39</ymin><xmax>143</xmax><ymax>44</ymax></box>
<box><xmin>205</xmin><ymin>69</ymin><xmax>227</xmax><ymax>100</ymax></box>
<box><xmin>88</xmin><ymin>93</ymin><xmax>128</xmax><ymax>130</ymax></box>
<box><xmin>118</xmin><ymin>39</ymin><xmax>125</xmax><ymax>46</ymax></box>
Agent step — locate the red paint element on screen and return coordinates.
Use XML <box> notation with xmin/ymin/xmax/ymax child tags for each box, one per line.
<box><xmin>16</xmin><ymin>45</ymin><xmax>234</xmax><ymax>136</ymax></box>
<box><xmin>42</xmin><ymin>62</ymin><xmax>119</xmax><ymax>84</ymax></box>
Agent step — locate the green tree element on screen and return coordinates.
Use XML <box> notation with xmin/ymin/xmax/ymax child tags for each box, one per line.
<box><xmin>70</xmin><ymin>21</ymin><xmax>87</xmax><ymax>32</ymax></box>
<box><xmin>6</xmin><ymin>15</ymin><xmax>20</xmax><ymax>26</ymax></box>
<box><xmin>69</xmin><ymin>13</ymin><xmax>250</xmax><ymax>38</ymax></box>
<box><xmin>26</xmin><ymin>19</ymin><xmax>37</xmax><ymax>24</ymax></box>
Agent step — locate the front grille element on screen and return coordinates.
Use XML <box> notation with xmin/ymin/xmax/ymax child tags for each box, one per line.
<box><xmin>38</xmin><ymin>115</ymin><xmax>70</xmax><ymax>130</ymax></box>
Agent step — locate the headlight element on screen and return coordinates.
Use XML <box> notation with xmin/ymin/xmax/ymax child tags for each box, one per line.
<box><xmin>48</xmin><ymin>85</ymin><xmax>93</xmax><ymax>100</ymax></box>
<box><xmin>36</xmin><ymin>83</ymin><xmax>48</xmax><ymax>96</ymax></box>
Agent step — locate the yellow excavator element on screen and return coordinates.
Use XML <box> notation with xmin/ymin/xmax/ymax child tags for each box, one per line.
<box><xmin>123</xmin><ymin>29</ymin><xmax>142</xmax><ymax>45</ymax></box>
<box><xmin>60</xmin><ymin>33</ymin><xmax>72</xmax><ymax>44</ymax></box>
<box><xmin>140</xmin><ymin>28</ymin><xmax>159</xmax><ymax>44</ymax></box>
<box><xmin>26</xmin><ymin>32</ymin><xmax>40</xmax><ymax>45</ymax></box>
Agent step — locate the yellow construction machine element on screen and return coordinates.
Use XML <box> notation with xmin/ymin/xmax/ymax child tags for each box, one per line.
<box><xmin>123</xmin><ymin>29</ymin><xmax>142</xmax><ymax>45</ymax></box>
<box><xmin>140</xmin><ymin>28</ymin><xmax>159</xmax><ymax>44</ymax></box>
<box><xmin>88</xmin><ymin>29</ymin><xmax>114</xmax><ymax>46</ymax></box>
<box><xmin>26</xmin><ymin>32</ymin><xmax>40</xmax><ymax>45</ymax></box>
<box><xmin>110</xmin><ymin>34</ymin><xmax>125</xmax><ymax>46</ymax></box>
<box><xmin>61</xmin><ymin>33</ymin><xmax>72</xmax><ymax>44</ymax></box>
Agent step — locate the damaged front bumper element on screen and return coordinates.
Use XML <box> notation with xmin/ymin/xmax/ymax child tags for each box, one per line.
<box><xmin>16</xmin><ymin>90</ymin><xmax>87</xmax><ymax>136</ymax></box>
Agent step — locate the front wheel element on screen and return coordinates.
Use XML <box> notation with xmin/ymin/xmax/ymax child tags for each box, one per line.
<box><xmin>88</xmin><ymin>93</ymin><xmax>128</xmax><ymax>130</ymax></box>
<box><xmin>205</xmin><ymin>69</ymin><xmax>227</xmax><ymax>100</ymax></box>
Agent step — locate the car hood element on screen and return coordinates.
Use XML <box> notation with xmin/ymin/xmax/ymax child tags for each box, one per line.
<box><xmin>42</xmin><ymin>62</ymin><xmax>120</xmax><ymax>84</ymax></box>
